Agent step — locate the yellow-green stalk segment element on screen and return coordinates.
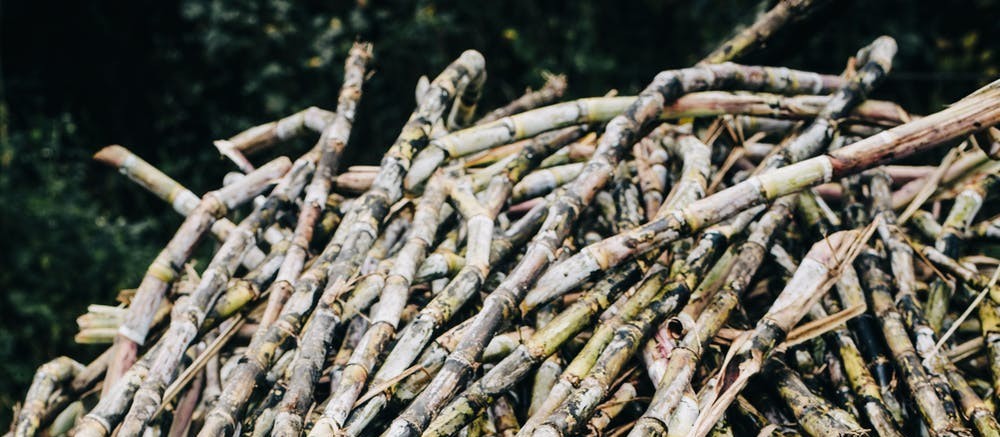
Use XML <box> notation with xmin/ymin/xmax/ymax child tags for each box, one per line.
<box><xmin>116</xmin><ymin>153</ymin><xmax>313</xmax><ymax>435</ymax></box>
<box><xmin>692</xmin><ymin>230</ymin><xmax>858</xmax><ymax>437</ymax></box>
<box><xmin>213</xmin><ymin>106</ymin><xmax>335</xmax><ymax>172</ymax></box>
<box><xmin>304</xmin><ymin>172</ymin><xmax>455</xmax><ymax>436</ymax></box>
<box><xmin>819</xmin><ymin>331</ymin><xmax>860</xmax><ymax>418</ymax></box>
<box><xmin>446</xmin><ymin>62</ymin><xmax>486</xmax><ymax>131</ymax></box>
<box><xmin>101</xmin><ymin>156</ymin><xmax>291</xmax><ymax>403</ymax></box>
<box><xmin>92</xmin><ymin>145</ymin><xmax>272</xmax><ymax>268</ymax></box>
<box><xmin>421</xmin><ymin>124</ymin><xmax>711</xmax><ymax>437</ymax></box>
<box><xmin>259</xmin><ymin>42</ymin><xmax>373</xmax><ymax>328</ymax></box>
<box><xmin>524</xmin><ymin>77</ymin><xmax>1000</xmax><ymax>336</ymax></box>
<box><xmin>856</xmin><ymin>250</ymin><xmax>972</xmax><ymax>437</ymax></box>
<box><xmin>914</xmin><ymin>242</ymin><xmax>1000</xmax><ymax>415</ymax></box>
<box><xmin>627</xmin><ymin>196</ymin><xmax>794</xmax><ymax>437</ymax></box>
<box><xmin>475</xmin><ymin>73</ymin><xmax>568</xmax><ymax>126</ymax></box>
<box><xmin>529</xmin><ymin>37</ymin><xmax>897</xmax><ymax>308</ymax></box>
<box><xmin>767</xmin><ymin>354</ymin><xmax>866</xmax><ymax>437</ymax></box>
<box><xmin>419</xmin><ymin>264</ymin><xmax>642</xmax><ymax>437</ymax></box>
<box><xmin>910</xmin><ymin>209</ymin><xmax>943</xmax><ymax>240</ymax></box>
<box><xmin>515</xmin><ymin>209</ymin><xmax>751</xmax><ymax>437</ymax></box>
<box><xmin>197</xmin><ymin>50</ymin><xmax>485</xmax><ymax>437</ymax></box>
<box><xmin>700</xmin><ymin>0</ymin><xmax>828</xmax><ymax>64</ymax></box>
<box><xmin>521</xmin><ymin>127</ymin><xmax>712</xmax><ymax>314</ymax></box>
<box><xmin>814</xmin><ymin>294</ymin><xmax>904</xmax><ymax>437</ymax></box>
<box><xmin>409</xmin><ymin>88</ymin><xmax>908</xmax><ymax>191</ymax></box>
<box><xmin>925</xmin><ymin>173</ymin><xmax>1000</xmax><ymax>331</ymax></box>
<box><xmin>404</xmin><ymin>63</ymin><xmax>854</xmax><ymax>191</ymax></box>
<box><xmin>337</xmin><ymin>128</ymin><xmax>579</xmax><ymax>435</ymax></box>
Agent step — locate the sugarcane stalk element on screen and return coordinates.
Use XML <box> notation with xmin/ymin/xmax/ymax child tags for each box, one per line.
<box><xmin>634</xmin><ymin>124</ymin><xmax>672</xmax><ymax>220</ymax></box>
<box><xmin>115</xmin><ymin>156</ymin><xmax>310</xmax><ymax>435</ymax></box>
<box><xmin>406</xmin><ymin>82</ymin><xmax>913</xmax><ymax>190</ymax></box>
<box><xmin>535</xmin><ymin>78</ymin><xmax>1000</xmax><ymax>329</ymax></box>
<box><xmin>446</xmin><ymin>62</ymin><xmax>486</xmax><ymax>131</ymax></box>
<box><xmin>197</xmin><ymin>50</ymin><xmax>484</xmax><ymax>437</ymax></box>
<box><xmin>521</xmin><ymin>126</ymin><xmax>712</xmax><ymax>315</ymax></box>
<box><xmin>300</xmin><ymin>171</ymin><xmax>452</xmax><ymax>436</ymax></box>
<box><xmin>768</xmin><ymin>354</ymin><xmax>865</xmax><ymax>437</ymax></box>
<box><xmin>13</xmin><ymin>357</ymin><xmax>84</xmax><ymax>437</ymax></box>
<box><xmin>871</xmin><ymin>170</ymin><xmax>980</xmax><ymax>429</ymax></box>
<box><xmin>102</xmin><ymin>156</ymin><xmax>290</xmax><ymax>398</ymax></box>
<box><xmin>815</xmin><ymin>295</ymin><xmax>904</xmax><ymax>437</ymax></box>
<box><xmin>531</xmin><ymin>37</ymin><xmax>897</xmax><ymax>305</ymax></box>
<box><xmin>701</xmin><ymin>0</ymin><xmax>828</xmax><ymax>64</ymax></box>
<box><xmin>336</xmin><ymin>129</ymin><xmax>578</xmax><ymax>436</ymax></box>
<box><xmin>925</xmin><ymin>172</ymin><xmax>1000</xmax><ymax>331</ymax></box>
<box><xmin>585</xmin><ymin>382</ymin><xmax>636</xmax><ymax>436</ymax></box>
<box><xmin>259</xmin><ymin>42</ymin><xmax>373</xmax><ymax>328</ymax></box>
<box><xmin>167</xmin><ymin>350</ymin><xmax>204</xmax><ymax>437</ymax></box>
<box><xmin>802</xmin><ymin>179</ymin><xmax>903</xmax><ymax>422</ymax></box>
<box><xmin>510</xmin><ymin>163</ymin><xmax>584</xmax><ymax>203</ymax></box>
<box><xmin>214</xmin><ymin>106</ymin><xmax>335</xmax><ymax>172</ymax></box>
<box><xmin>891</xmin><ymin>147</ymin><xmax>990</xmax><ymax>209</ymax></box>
<box><xmin>491</xmin><ymin>394</ymin><xmax>520</xmax><ymax>437</ymax></box>
<box><xmin>856</xmin><ymin>250</ymin><xmax>971</xmax><ymax>436</ymax></box>
<box><xmin>421</xmin><ymin>263</ymin><xmax>642</xmax><ymax>437</ymax></box>
<box><xmin>517</xmin><ymin>208</ymin><xmax>752</xmax><ymax>437</ymax></box>
<box><xmin>418</xmin><ymin>120</ymin><xmax>707</xmax><ymax>432</ymax></box>
<box><xmin>92</xmin><ymin>145</ymin><xmax>271</xmax><ymax>269</ymax></box>
<box><xmin>627</xmin><ymin>196</ymin><xmax>795</xmax><ymax>437</ymax></box>
<box><xmin>476</xmin><ymin>73</ymin><xmax>568</xmax><ymax>125</ymax></box>
<box><xmin>692</xmin><ymin>230</ymin><xmax>861</xmax><ymax>437</ymax></box>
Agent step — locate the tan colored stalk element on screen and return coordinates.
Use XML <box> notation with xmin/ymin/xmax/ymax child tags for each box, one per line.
<box><xmin>214</xmin><ymin>106</ymin><xmax>335</xmax><ymax>172</ymax></box>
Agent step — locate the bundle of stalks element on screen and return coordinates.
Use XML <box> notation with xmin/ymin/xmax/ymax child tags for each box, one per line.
<box><xmin>14</xmin><ymin>5</ymin><xmax>1000</xmax><ymax>437</ymax></box>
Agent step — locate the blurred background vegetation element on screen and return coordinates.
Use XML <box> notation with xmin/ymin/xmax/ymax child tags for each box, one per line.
<box><xmin>1</xmin><ymin>0</ymin><xmax>998</xmax><ymax>424</ymax></box>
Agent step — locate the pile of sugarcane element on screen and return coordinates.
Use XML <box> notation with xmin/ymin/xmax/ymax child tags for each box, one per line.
<box><xmin>12</xmin><ymin>3</ymin><xmax>1000</xmax><ymax>437</ymax></box>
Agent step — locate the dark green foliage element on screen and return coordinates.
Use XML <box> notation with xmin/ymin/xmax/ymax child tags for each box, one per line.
<box><xmin>1</xmin><ymin>0</ymin><xmax>999</xmax><ymax>427</ymax></box>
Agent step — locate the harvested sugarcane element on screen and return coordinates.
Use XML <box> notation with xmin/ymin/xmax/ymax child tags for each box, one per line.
<box><xmin>16</xmin><ymin>20</ymin><xmax>1000</xmax><ymax>437</ymax></box>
